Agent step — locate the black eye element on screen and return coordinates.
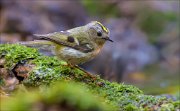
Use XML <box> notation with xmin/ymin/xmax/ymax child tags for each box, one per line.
<box><xmin>97</xmin><ymin>32</ymin><xmax>102</xmax><ymax>36</ymax></box>
<box><xmin>67</xmin><ymin>36</ymin><xmax>75</xmax><ymax>43</ymax></box>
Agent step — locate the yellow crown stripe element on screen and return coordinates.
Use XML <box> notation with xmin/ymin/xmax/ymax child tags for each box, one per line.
<box><xmin>96</xmin><ymin>21</ymin><xmax>109</xmax><ymax>33</ymax></box>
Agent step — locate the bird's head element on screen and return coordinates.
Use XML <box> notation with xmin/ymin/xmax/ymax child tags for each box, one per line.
<box><xmin>86</xmin><ymin>21</ymin><xmax>113</xmax><ymax>46</ymax></box>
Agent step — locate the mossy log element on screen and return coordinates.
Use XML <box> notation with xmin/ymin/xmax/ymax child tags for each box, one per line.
<box><xmin>0</xmin><ymin>44</ymin><xmax>179</xmax><ymax>111</ymax></box>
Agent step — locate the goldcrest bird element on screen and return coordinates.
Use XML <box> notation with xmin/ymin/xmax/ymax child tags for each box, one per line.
<box><xmin>20</xmin><ymin>21</ymin><xmax>113</xmax><ymax>65</ymax></box>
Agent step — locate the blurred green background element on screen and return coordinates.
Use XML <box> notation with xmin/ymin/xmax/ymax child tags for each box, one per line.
<box><xmin>0</xmin><ymin>0</ymin><xmax>179</xmax><ymax>96</ymax></box>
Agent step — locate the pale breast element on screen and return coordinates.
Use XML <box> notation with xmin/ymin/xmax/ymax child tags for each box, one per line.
<box><xmin>55</xmin><ymin>47</ymin><xmax>101</xmax><ymax>65</ymax></box>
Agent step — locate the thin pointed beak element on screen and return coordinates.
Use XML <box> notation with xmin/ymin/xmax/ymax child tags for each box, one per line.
<box><xmin>102</xmin><ymin>37</ymin><xmax>113</xmax><ymax>42</ymax></box>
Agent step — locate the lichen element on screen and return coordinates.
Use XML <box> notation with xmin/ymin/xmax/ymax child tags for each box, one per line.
<box><xmin>0</xmin><ymin>44</ymin><xmax>179</xmax><ymax>111</ymax></box>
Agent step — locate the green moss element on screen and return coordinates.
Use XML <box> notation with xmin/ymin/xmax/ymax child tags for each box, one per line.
<box><xmin>173</xmin><ymin>101</ymin><xmax>180</xmax><ymax>109</ymax></box>
<box><xmin>0</xmin><ymin>44</ymin><xmax>39</xmax><ymax>68</ymax></box>
<box><xmin>0</xmin><ymin>44</ymin><xmax>179</xmax><ymax>110</ymax></box>
<box><xmin>1</xmin><ymin>81</ymin><xmax>113</xmax><ymax>111</ymax></box>
<box><xmin>124</xmin><ymin>104</ymin><xmax>139</xmax><ymax>111</ymax></box>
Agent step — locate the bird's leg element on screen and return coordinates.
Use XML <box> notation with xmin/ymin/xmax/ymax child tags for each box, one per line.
<box><xmin>74</xmin><ymin>65</ymin><xmax>97</xmax><ymax>80</ymax></box>
<box><xmin>62</xmin><ymin>63</ymin><xmax>97</xmax><ymax>80</ymax></box>
<box><xmin>66</xmin><ymin>63</ymin><xmax>74</xmax><ymax>68</ymax></box>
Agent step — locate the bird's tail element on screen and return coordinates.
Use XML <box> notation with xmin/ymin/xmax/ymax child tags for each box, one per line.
<box><xmin>19</xmin><ymin>40</ymin><xmax>53</xmax><ymax>47</ymax></box>
<box><xmin>19</xmin><ymin>40</ymin><xmax>56</xmax><ymax>56</ymax></box>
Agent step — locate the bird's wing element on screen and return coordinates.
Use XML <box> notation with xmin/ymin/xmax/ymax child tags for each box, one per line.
<box><xmin>34</xmin><ymin>32</ymin><xmax>94</xmax><ymax>53</ymax></box>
